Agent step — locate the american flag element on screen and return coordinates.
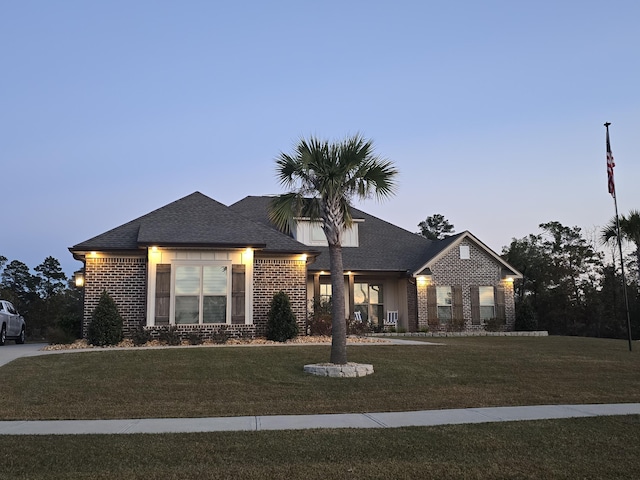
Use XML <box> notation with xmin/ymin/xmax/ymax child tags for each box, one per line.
<box><xmin>606</xmin><ymin>125</ymin><xmax>615</xmax><ymax>197</ymax></box>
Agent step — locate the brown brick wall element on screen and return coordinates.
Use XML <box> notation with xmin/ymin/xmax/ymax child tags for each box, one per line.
<box><xmin>253</xmin><ymin>257</ymin><xmax>308</xmax><ymax>336</ymax></box>
<box><xmin>144</xmin><ymin>324</ymin><xmax>256</xmax><ymax>341</ymax></box>
<box><xmin>82</xmin><ymin>254</ymin><xmax>309</xmax><ymax>341</ymax></box>
<box><xmin>83</xmin><ymin>256</ymin><xmax>147</xmax><ymax>338</ymax></box>
<box><xmin>417</xmin><ymin>240</ymin><xmax>516</xmax><ymax>332</ymax></box>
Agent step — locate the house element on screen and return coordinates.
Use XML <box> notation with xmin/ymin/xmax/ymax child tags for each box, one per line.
<box><xmin>230</xmin><ymin>196</ymin><xmax>522</xmax><ymax>333</ymax></box>
<box><xmin>70</xmin><ymin>192</ymin><xmax>522</xmax><ymax>340</ymax></box>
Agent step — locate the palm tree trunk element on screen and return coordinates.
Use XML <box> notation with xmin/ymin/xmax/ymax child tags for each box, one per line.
<box><xmin>329</xmin><ymin>243</ymin><xmax>348</xmax><ymax>364</ymax></box>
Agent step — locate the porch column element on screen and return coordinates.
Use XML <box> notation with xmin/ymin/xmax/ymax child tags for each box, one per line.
<box><xmin>348</xmin><ymin>273</ymin><xmax>355</xmax><ymax>320</ymax></box>
<box><xmin>313</xmin><ymin>273</ymin><xmax>320</xmax><ymax>303</ymax></box>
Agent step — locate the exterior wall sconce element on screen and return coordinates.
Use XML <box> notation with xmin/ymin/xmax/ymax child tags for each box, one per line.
<box><xmin>415</xmin><ymin>268</ymin><xmax>433</xmax><ymax>286</ymax></box>
<box><xmin>501</xmin><ymin>268</ymin><xmax>516</xmax><ymax>282</ymax></box>
<box><xmin>242</xmin><ymin>248</ymin><xmax>254</xmax><ymax>264</ymax></box>
<box><xmin>74</xmin><ymin>271</ymin><xmax>85</xmax><ymax>288</ymax></box>
<box><xmin>149</xmin><ymin>246</ymin><xmax>161</xmax><ymax>262</ymax></box>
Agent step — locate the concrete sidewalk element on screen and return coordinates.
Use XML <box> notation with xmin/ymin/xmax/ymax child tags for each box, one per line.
<box><xmin>1</xmin><ymin>403</ymin><xmax>638</xmax><ymax>435</ymax></box>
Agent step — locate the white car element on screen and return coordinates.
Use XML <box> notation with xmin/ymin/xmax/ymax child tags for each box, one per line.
<box><xmin>0</xmin><ymin>300</ymin><xmax>26</xmax><ymax>345</ymax></box>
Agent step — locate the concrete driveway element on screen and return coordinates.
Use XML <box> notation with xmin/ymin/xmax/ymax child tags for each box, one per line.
<box><xmin>0</xmin><ymin>343</ymin><xmax>48</xmax><ymax>367</ymax></box>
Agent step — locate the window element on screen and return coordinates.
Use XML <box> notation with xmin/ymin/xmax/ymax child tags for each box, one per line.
<box><xmin>319</xmin><ymin>283</ymin><xmax>332</xmax><ymax>304</ymax></box>
<box><xmin>479</xmin><ymin>286</ymin><xmax>495</xmax><ymax>320</ymax></box>
<box><xmin>354</xmin><ymin>282</ymin><xmax>383</xmax><ymax>326</ymax></box>
<box><xmin>311</xmin><ymin>223</ymin><xmax>326</xmax><ymax>243</ymax></box>
<box><xmin>460</xmin><ymin>245</ymin><xmax>470</xmax><ymax>259</ymax></box>
<box><xmin>436</xmin><ymin>286</ymin><xmax>452</xmax><ymax>323</ymax></box>
<box><xmin>295</xmin><ymin>220</ymin><xmax>361</xmax><ymax>247</ymax></box>
<box><xmin>174</xmin><ymin>264</ymin><xmax>228</xmax><ymax>324</ymax></box>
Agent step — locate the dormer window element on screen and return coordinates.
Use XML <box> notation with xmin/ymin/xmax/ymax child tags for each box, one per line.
<box><xmin>294</xmin><ymin>219</ymin><xmax>362</xmax><ymax>247</ymax></box>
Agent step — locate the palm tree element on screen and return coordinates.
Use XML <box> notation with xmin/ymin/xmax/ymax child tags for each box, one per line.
<box><xmin>269</xmin><ymin>134</ymin><xmax>398</xmax><ymax>364</ymax></box>
<box><xmin>601</xmin><ymin>209</ymin><xmax>640</xmax><ymax>283</ymax></box>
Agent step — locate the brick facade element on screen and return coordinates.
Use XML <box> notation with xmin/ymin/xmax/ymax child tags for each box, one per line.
<box><xmin>82</xmin><ymin>254</ymin><xmax>308</xmax><ymax>341</ymax></box>
<box><xmin>253</xmin><ymin>257</ymin><xmax>308</xmax><ymax>336</ymax></box>
<box><xmin>417</xmin><ymin>240</ymin><xmax>516</xmax><ymax>332</ymax></box>
<box><xmin>80</xmin><ymin>242</ymin><xmax>513</xmax><ymax>340</ymax></box>
<box><xmin>83</xmin><ymin>255</ymin><xmax>147</xmax><ymax>338</ymax></box>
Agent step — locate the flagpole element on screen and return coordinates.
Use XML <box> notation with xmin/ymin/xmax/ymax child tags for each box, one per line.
<box><xmin>605</xmin><ymin>122</ymin><xmax>633</xmax><ymax>352</ymax></box>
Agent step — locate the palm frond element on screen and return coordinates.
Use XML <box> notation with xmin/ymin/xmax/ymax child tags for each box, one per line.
<box><xmin>268</xmin><ymin>193</ymin><xmax>302</xmax><ymax>234</ymax></box>
<box><xmin>272</xmin><ymin>133</ymin><xmax>398</xmax><ymax>237</ymax></box>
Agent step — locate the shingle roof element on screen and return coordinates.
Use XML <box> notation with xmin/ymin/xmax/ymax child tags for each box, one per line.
<box><xmin>229</xmin><ymin>196</ymin><xmax>458</xmax><ymax>273</ymax></box>
<box><xmin>70</xmin><ymin>192</ymin><xmax>312</xmax><ymax>253</ymax></box>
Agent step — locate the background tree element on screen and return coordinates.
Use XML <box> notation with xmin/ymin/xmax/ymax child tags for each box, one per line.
<box><xmin>601</xmin><ymin>209</ymin><xmax>640</xmax><ymax>284</ymax></box>
<box><xmin>503</xmin><ymin>221</ymin><xmax>605</xmax><ymax>336</ymax></box>
<box><xmin>269</xmin><ymin>134</ymin><xmax>398</xmax><ymax>364</ymax></box>
<box><xmin>417</xmin><ymin>214</ymin><xmax>455</xmax><ymax>240</ymax></box>
<box><xmin>0</xmin><ymin>255</ymin><xmax>82</xmax><ymax>341</ymax></box>
<box><xmin>34</xmin><ymin>256</ymin><xmax>67</xmax><ymax>299</ymax></box>
<box><xmin>0</xmin><ymin>260</ymin><xmax>38</xmax><ymax>314</ymax></box>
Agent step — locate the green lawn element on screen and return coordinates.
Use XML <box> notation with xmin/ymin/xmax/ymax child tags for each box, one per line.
<box><xmin>1</xmin><ymin>336</ymin><xmax>640</xmax><ymax>479</ymax></box>
<box><xmin>2</xmin><ymin>416</ymin><xmax>640</xmax><ymax>479</ymax></box>
<box><xmin>0</xmin><ymin>336</ymin><xmax>638</xmax><ymax>420</ymax></box>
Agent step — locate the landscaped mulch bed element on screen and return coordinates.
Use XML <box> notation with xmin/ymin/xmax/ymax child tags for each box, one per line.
<box><xmin>42</xmin><ymin>335</ymin><xmax>387</xmax><ymax>351</ymax></box>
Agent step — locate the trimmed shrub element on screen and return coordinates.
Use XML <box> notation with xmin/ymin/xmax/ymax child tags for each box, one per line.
<box><xmin>132</xmin><ymin>327</ymin><xmax>152</xmax><ymax>346</ymax></box>
<box><xmin>212</xmin><ymin>326</ymin><xmax>229</xmax><ymax>344</ymax></box>
<box><xmin>266</xmin><ymin>291</ymin><xmax>298</xmax><ymax>342</ymax></box>
<box><xmin>87</xmin><ymin>291</ymin><xmax>123</xmax><ymax>346</ymax></box>
<box><xmin>485</xmin><ymin>317</ymin><xmax>505</xmax><ymax>332</ymax></box>
<box><xmin>158</xmin><ymin>325</ymin><xmax>181</xmax><ymax>345</ymax></box>
<box><xmin>447</xmin><ymin>317</ymin><xmax>466</xmax><ymax>332</ymax></box>
<box><xmin>187</xmin><ymin>331</ymin><xmax>204</xmax><ymax>345</ymax></box>
<box><xmin>347</xmin><ymin>315</ymin><xmax>371</xmax><ymax>335</ymax></box>
<box><xmin>308</xmin><ymin>299</ymin><xmax>333</xmax><ymax>336</ymax></box>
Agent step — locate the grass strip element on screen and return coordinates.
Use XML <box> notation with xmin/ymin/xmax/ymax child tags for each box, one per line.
<box><xmin>2</xmin><ymin>415</ymin><xmax>639</xmax><ymax>479</ymax></box>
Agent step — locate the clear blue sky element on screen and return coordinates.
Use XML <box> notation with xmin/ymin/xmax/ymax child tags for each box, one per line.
<box><xmin>2</xmin><ymin>0</ymin><xmax>639</xmax><ymax>277</ymax></box>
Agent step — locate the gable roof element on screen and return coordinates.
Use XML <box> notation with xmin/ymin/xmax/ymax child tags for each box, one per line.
<box><xmin>230</xmin><ymin>196</ymin><xmax>522</xmax><ymax>277</ymax></box>
<box><xmin>230</xmin><ymin>196</ymin><xmax>449</xmax><ymax>273</ymax></box>
<box><xmin>412</xmin><ymin>231</ymin><xmax>523</xmax><ymax>278</ymax></box>
<box><xmin>70</xmin><ymin>192</ymin><xmax>314</xmax><ymax>256</ymax></box>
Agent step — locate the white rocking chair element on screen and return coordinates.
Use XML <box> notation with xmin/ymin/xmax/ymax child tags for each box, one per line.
<box><xmin>384</xmin><ymin>310</ymin><xmax>398</xmax><ymax>327</ymax></box>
